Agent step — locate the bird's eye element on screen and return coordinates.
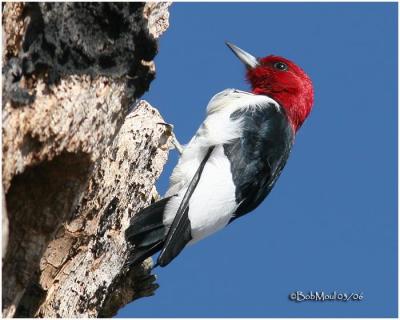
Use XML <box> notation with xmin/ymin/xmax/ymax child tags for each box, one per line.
<box><xmin>273</xmin><ymin>62</ymin><xmax>288</xmax><ymax>71</ymax></box>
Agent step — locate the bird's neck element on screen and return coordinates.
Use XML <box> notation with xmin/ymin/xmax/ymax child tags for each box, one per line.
<box><xmin>252</xmin><ymin>88</ymin><xmax>311</xmax><ymax>133</ymax></box>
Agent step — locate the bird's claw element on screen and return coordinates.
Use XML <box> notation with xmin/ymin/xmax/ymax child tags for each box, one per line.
<box><xmin>157</xmin><ymin>122</ymin><xmax>174</xmax><ymax>132</ymax></box>
<box><xmin>157</xmin><ymin>122</ymin><xmax>183</xmax><ymax>155</ymax></box>
<box><xmin>150</xmin><ymin>186</ymin><xmax>161</xmax><ymax>203</ymax></box>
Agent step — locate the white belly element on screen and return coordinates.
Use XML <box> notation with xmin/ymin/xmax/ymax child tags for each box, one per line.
<box><xmin>163</xmin><ymin>146</ymin><xmax>238</xmax><ymax>243</ymax></box>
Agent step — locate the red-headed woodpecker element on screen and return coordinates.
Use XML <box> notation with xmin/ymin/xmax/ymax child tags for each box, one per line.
<box><xmin>126</xmin><ymin>42</ymin><xmax>314</xmax><ymax>267</ymax></box>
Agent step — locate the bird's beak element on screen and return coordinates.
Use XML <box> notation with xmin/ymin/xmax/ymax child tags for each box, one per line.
<box><xmin>225</xmin><ymin>42</ymin><xmax>260</xmax><ymax>69</ymax></box>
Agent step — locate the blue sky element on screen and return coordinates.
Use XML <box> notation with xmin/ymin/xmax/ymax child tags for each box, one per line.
<box><xmin>117</xmin><ymin>2</ymin><xmax>397</xmax><ymax>317</ymax></box>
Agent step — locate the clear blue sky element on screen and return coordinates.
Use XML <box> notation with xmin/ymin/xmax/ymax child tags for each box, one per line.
<box><xmin>117</xmin><ymin>2</ymin><xmax>397</xmax><ymax>317</ymax></box>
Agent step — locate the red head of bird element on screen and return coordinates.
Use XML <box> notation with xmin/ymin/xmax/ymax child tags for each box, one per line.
<box><xmin>226</xmin><ymin>42</ymin><xmax>314</xmax><ymax>132</ymax></box>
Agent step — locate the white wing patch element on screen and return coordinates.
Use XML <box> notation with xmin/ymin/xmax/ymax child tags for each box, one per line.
<box><xmin>164</xmin><ymin>145</ymin><xmax>238</xmax><ymax>243</ymax></box>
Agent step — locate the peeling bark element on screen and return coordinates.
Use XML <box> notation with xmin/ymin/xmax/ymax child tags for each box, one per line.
<box><xmin>2</xmin><ymin>2</ymin><xmax>172</xmax><ymax>317</ymax></box>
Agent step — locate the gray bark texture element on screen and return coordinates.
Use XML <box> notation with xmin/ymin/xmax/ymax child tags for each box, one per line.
<box><xmin>2</xmin><ymin>2</ymin><xmax>172</xmax><ymax>317</ymax></box>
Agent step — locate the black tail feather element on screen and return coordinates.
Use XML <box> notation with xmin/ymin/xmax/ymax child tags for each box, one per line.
<box><xmin>132</xmin><ymin>226</ymin><xmax>166</xmax><ymax>247</ymax></box>
<box><xmin>126</xmin><ymin>196</ymin><xmax>172</xmax><ymax>239</ymax></box>
<box><xmin>125</xmin><ymin>196</ymin><xmax>173</xmax><ymax>266</ymax></box>
<box><xmin>125</xmin><ymin>240</ymin><xmax>164</xmax><ymax>267</ymax></box>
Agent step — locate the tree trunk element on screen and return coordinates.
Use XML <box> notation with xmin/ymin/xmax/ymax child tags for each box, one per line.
<box><xmin>2</xmin><ymin>2</ymin><xmax>172</xmax><ymax>317</ymax></box>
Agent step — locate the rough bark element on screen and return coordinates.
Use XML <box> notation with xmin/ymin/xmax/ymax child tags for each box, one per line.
<box><xmin>2</xmin><ymin>2</ymin><xmax>172</xmax><ymax>317</ymax></box>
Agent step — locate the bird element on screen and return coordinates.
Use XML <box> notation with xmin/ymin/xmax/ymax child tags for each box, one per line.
<box><xmin>125</xmin><ymin>42</ymin><xmax>314</xmax><ymax>268</ymax></box>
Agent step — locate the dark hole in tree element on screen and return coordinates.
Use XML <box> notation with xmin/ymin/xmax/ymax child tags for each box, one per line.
<box><xmin>3</xmin><ymin>152</ymin><xmax>92</xmax><ymax>316</ymax></box>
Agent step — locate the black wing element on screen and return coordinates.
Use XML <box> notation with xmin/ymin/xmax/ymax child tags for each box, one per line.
<box><xmin>224</xmin><ymin>103</ymin><xmax>294</xmax><ymax>222</ymax></box>
<box><xmin>157</xmin><ymin>146</ymin><xmax>215</xmax><ymax>267</ymax></box>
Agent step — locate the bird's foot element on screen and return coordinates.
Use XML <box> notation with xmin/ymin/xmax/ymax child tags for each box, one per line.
<box><xmin>150</xmin><ymin>186</ymin><xmax>160</xmax><ymax>203</ymax></box>
<box><xmin>157</xmin><ymin>122</ymin><xmax>184</xmax><ymax>155</ymax></box>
